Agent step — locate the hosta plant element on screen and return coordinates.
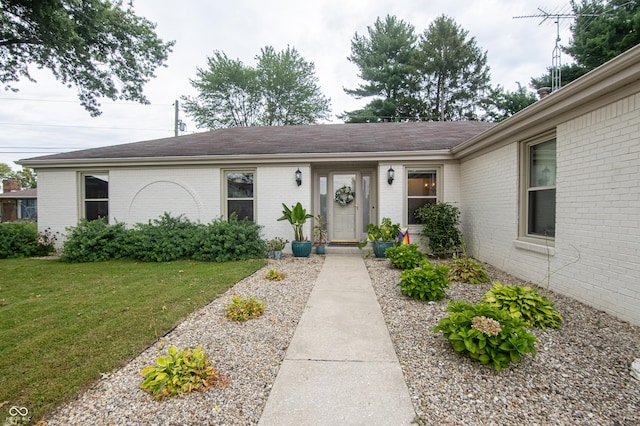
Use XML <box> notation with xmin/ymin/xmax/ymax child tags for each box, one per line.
<box><xmin>140</xmin><ymin>345</ymin><xmax>230</xmax><ymax>400</ymax></box>
<box><xmin>482</xmin><ymin>281</ymin><xmax>563</xmax><ymax>329</ymax></box>
<box><xmin>265</xmin><ymin>269</ymin><xmax>286</xmax><ymax>281</ymax></box>
<box><xmin>447</xmin><ymin>254</ymin><xmax>489</xmax><ymax>284</ymax></box>
<box><xmin>397</xmin><ymin>261</ymin><xmax>449</xmax><ymax>301</ymax></box>
<box><xmin>385</xmin><ymin>244</ymin><xmax>427</xmax><ymax>270</ymax></box>
<box><xmin>226</xmin><ymin>295</ymin><xmax>265</xmax><ymax>322</ymax></box>
<box><xmin>434</xmin><ymin>301</ymin><xmax>538</xmax><ymax>371</ymax></box>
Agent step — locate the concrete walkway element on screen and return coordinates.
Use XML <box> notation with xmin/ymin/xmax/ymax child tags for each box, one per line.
<box><xmin>258</xmin><ymin>254</ymin><xmax>416</xmax><ymax>426</ymax></box>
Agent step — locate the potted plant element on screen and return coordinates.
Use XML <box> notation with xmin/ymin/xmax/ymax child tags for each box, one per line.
<box><xmin>266</xmin><ymin>237</ymin><xmax>288</xmax><ymax>259</ymax></box>
<box><xmin>359</xmin><ymin>217</ymin><xmax>401</xmax><ymax>258</ymax></box>
<box><xmin>313</xmin><ymin>214</ymin><xmax>328</xmax><ymax>255</ymax></box>
<box><xmin>277</xmin><ymin>202</ymin><xmax>314</xmax><ymax>257</ymax></box>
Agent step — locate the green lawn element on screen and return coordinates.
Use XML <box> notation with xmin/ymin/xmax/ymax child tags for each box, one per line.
<box><xmin>0</xmin><ymin>257</ymin><xmax>265</xmax><ymax>424</ymax></box>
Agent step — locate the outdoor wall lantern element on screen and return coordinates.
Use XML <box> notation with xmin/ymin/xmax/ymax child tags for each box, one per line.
<box><xmin>387</xmin><ymin>166</ymin><xmax>395</xmax><ymax>185</ymax></box>
<box><xmin>295</xmin><ymin>168</ymin><xmax>302</xmax><ymax>186</ymax></box>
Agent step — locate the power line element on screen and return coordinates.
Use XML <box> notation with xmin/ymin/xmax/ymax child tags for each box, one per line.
<box><xmin>0</xmin><ymin>122</ymin><xmax>172</xmax><ymax>132</ymax></box>
<box><xmin>0</xmin><ymin>96</ymin><xmax>174</xmax><ymax>106</ymax></box>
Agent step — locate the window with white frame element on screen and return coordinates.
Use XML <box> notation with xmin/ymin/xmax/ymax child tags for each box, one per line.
<box><xmin>82</xmin><ymin>173</ymin><xmax>109</xmax><ymax>221</ymax></box>
<box><xmin>17</xmin><ymin>199</ymin><xmax>36</xmax><ymax>219</ymax></box>
<box><xmin>225</xmin><ymin>170</ymin><xmax>255</xmax><ymax>221</ymax></box>
<box><xmin>522</xmin><ymin>138</ymin><xmax>556</xmax><ymax>240</ymax></box>
<box><xmin>407</xmin><ymin>169</ymin><xmax>438</xmax><ymax>225</ymax></box>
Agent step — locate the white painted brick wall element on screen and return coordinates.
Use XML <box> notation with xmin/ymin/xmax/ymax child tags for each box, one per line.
<box><xmin>462</xmin><ymin>92</ymin><xmax>640</xmax><ymax>325</ymax></box>
<box><xmin>378</xmin><ymin>164</ymin><xmax>403</xmax><ymax>224</ymax></box>
<box><xmin>36</xmin><ymin>169</ymin><xmax>78</xmax><ymax>242</ymax></box>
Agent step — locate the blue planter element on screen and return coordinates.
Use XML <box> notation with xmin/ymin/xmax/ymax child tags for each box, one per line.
<box><xmin>316</xmin><ymin>245</ymin><xmax>326</xmax><ymax>255</ymax></box>
<box><xmin>291</xmin><ymin>241</ymin><xmax>313</xmax><ymax>257</ymax></box>
<box><xmin>373</xmin><ymin>241</ymin><xmax>394</xmax><ymax>258</ymax></box>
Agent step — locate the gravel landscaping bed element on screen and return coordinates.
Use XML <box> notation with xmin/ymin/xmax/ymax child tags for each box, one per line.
<box><xmin>364</xmin><ymin>257</ymin><xmax>640</xmax><ymax>426</ymax></box>
<box><xmin>43</xmin><ymin>254</ymin><xmax>640</xmax><ymax>425</ymax></box>
<box><xmin>44</xmin><ymin>256</ymin><xmax>324</xmax><ymax>426</ymax></box>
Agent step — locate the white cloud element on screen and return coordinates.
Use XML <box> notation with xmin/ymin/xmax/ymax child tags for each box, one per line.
<box><xmin>0</xmin><ymin>0</ymin><xmax>574</xmax><ymax>169</ymax></box>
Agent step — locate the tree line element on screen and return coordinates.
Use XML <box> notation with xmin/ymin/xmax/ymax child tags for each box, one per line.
<box><xmin>1</xmin><ymin>0</ymin><xmax>638</xmax><ymax>127</ymax></box>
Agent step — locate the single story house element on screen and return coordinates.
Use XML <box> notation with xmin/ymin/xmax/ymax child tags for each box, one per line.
<box><xmin>0</xmin><ymin>178</ymin><xmax>37</xmax><ymax>222</ymax></box>
<box><xmin>19</xmin><ymin>44</ymin><xmax>640</xmax><ymax>326</ymax></box>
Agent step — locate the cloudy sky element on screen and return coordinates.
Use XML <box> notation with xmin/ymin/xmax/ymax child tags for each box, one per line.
<box><xmin>0</xmin><ymin>0</ymin><xmax>575</xmax><ymax>170</ymax></box>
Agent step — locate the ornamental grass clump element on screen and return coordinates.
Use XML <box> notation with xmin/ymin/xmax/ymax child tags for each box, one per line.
<box><xmin>482</xmin><ymin>281</ymin><xmax>563</xmax><ymax>329</ymax></box>
<box><xmin>397</xmin><ymin>261</ymin><xmax>449</xmax><ymax>301</ymax></box>
<box><xmin>385</xmin><ymin>244</ymin><xmax>427</xmax><ymax>270</ymax></box>
<box><xmin>434</xmin><ymin>301</ymin><xmax>537</xmax><ymax>371</ymax></box>
<box><xmin>447</xmin><ymin>254</ymin><xmax>490</xmax><ymax>284</ymax></box>
<box><xmin>140</xmin><ymin>344</ymin><xmax>230</xmax><ymax>400</ymax></box>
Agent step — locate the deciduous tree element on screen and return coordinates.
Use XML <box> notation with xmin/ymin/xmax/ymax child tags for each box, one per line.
<box><xmin>184</xmin><ymin>46</ymin><xmax>330</xmax><ymax>129</ymax></box>
<box><xmin>0</xmin><ymin>0</ymin><xmax>174</xmax><ymax>116</ymax></box>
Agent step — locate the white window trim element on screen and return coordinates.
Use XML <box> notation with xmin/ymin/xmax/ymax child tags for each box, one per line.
<box><xmin>406</xmin><ymin>166</ymin><xmax>442</xmax><ymax>229</ymax></box>
<box><xmin>222</xmin><ymin>168</ymin><xmax>256</xmax><ymax>221</ymax></box>
<box><xmin>518</xmin><ymin>132</ymin><xmax>556</xmax><ymax>247</ymax></box>
<box><xmin>80</xmin><ymin>172</ymin><xmax>109</xmax><ymax>222</ymax></box>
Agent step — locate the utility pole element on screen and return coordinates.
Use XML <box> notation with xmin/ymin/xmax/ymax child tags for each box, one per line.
<box><xmin>173</xmin><ymin>100</ymin><xmax>186</xmax><ymax>137</ymax></box>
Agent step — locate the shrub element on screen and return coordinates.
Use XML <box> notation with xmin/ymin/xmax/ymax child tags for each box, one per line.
<box><xmin>125</xmin><ymin>213</ymin><xmax>199</xmax><ymax>262</ymax></box>
<box><xmin>482</xmin><ymin>281</ymin><xmax>563</xmax><ymax>329</ymax></box>
<box><xmin>447</xmin><ymin>254</ymin><xmax>490</xmax><ymax>284</ymax></box>
<box><xmin>140</xmin><ymin>345</ymin><xmax>230</xmax><ymax>400</ymax></box>
<box><xmin>397</xmin><ymin>261</ymin><xmax>450</xmax><ymax>301</ymax></box>
<box><xmin>385</xmin><ymin>244</ymin><xmax>427</xmax><ymax>270</ymax></box>
<box><xmin>433</xmin><ymin>301</ymin><xmax>538</xmax><ymax>371</ymax></box>
<box><xmin>61</xmin><ymin>219</ymin><xmax>128</xmax><ymax>262</ymax></box>
<box><xmin>265</xmin><ymin>269</ymin><xmax>286</xmax><ymax>281</ymax></box>
<box><xmin>415</xmin><ymin>202</ymin><xmax>462</xmax><ymax>257</ymax></box>
<box><xmin>192</xmin><ymin>215</ymin><xmax>266</xmax><ymax>262</ymax></box>
<box><xmin>0</xmin><ymin>222</ymin><xmax>39</xmax><ymax>258</ymax></box>
<box><xmin>226</xmin><ymin>296</ymin><xmax>265</xmax><ymax>322</ymax></box>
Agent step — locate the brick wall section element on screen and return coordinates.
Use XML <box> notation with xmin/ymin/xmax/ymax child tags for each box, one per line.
<box><xmin>36</xmin><ymin>170</ymin><xmax>79</xmax><ymax>242</ymax></box>
<box><xmin>553</xmin><ymin>93</ymin><xmax>640</xmax><ymax>324</ymax></box>
<box><xmin>462</xmin><ymin>92</ymin><xmax>640</xmax><ymax>325</ymax></box>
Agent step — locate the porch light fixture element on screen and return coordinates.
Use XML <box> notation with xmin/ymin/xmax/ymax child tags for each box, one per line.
<box><xmin>387</xmin><ymin>167</ymin><xmax>395</xmax><ymax>185</ymax></box>
<box><xmin>295</xmin><ymin>168</ymin><xmax>302</xmax><ymax>186</ymax></box>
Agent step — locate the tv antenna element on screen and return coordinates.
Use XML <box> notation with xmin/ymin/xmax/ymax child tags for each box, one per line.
<box><xmin>514</xmin><ymin>7</ymin><xmax>597</xmax><ymax>92</ymax></box>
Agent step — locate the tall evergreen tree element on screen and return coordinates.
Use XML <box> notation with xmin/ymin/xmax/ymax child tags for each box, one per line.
<box><xmin>417</xmin><ymin>15</ymin><xmax>491</xmax><ymax>121</ymax></box>
<box><xmin>566</xmin><ymin>0</ymin><xmax>640</xmax><ymax>69</ymax></box>
<box><xmin>342</xmin><ymin>15</ymin><xmax>422</xmax><ymax>122</ymax></box>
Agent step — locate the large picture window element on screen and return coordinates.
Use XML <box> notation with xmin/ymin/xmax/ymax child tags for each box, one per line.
<box><xmin>407</xmin><ymin>169</ymin><xmax>438</xmax><ymax>225</ymax></box>
<box><xmin>225</xmin><ymin>171</ymin><xmax>254</xmax><ymax>221</ymax></box>
<box><xmin>524</xmin><ymin>139</ymin><xmax>556</xmax><ymax>239</ymax></box>
<box><xmin>83</xmin><ymin>173</ymin><xmax>109</xmax><ymax>221</ymax></box>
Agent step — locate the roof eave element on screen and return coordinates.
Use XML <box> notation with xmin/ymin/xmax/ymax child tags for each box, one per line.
<box><xmin>452</xmin><ymin>44</ymin><xmax>640</xmax><ymax>159</ymax></box>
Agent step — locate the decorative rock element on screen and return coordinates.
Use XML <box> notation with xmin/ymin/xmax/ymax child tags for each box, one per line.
<box><xmin>632</xmin><ymin>358</ymin><xmax>640</xmax><ymax>380</ymax></box>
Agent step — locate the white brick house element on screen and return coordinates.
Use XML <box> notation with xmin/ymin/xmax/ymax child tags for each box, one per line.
<box><xmin>20</xmin><ymin>45</ymin><xmax>640</xmax><ymax>326</ymax></box>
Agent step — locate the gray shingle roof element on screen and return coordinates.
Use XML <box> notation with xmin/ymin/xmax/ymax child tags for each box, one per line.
<box><xmin>23</xmin><ymin>121</ymin><xmax>494</xmax><ymax>162</ymax></box>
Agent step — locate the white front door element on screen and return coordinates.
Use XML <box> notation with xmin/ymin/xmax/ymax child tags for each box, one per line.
<box><xmin>326</xmin><ymin>171</ymin><xmax>374</xmax><ymax>242</ymax></box>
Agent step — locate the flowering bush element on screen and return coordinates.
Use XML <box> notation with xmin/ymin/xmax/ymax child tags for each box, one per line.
<box><xmin>434</xmin><ymin>301</ymin><xmax>537</xmax><ymax>371</ymax></box>
<box><xmin>35</xmin><ymin>227</ymin><xmax>58</xmax><ymax>256</ymax></box>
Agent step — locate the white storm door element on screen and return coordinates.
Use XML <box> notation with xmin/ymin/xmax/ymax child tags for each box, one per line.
<box><xmin>331</xmin><ymin>173</ymin><xmax>358</xmax><ymax>241</ymax></box>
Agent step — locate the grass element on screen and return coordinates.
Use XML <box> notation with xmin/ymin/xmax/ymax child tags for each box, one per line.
<box><xmin>0</xmin><ymin>257</ymin><xmax>265</xmax><ymax>424</ymax></box>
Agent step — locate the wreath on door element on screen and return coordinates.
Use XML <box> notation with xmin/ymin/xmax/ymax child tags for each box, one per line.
<box><xmin>334</xmin><ymin>185</ymin><xmax>355</xmax><ymax>207</ymax></box>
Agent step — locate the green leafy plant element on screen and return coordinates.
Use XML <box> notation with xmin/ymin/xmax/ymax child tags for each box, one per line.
<box><xmin>266</xmin><ymin>236</ymin><xmax>288</xmax><ymax>252</ymax></box>
<box><xmin>140</xmin><ymin>344</ymin><xmax>230</xmax><ymax>400</ymax></box>
<box><xmin>385</xmin><ymin>244</ymin><xmax>427</xmax><ymax>269</ymax></box>
<box><xmin>0</xmin><ymin>222</ymin><xmax>42</xmax><ymax>258</ymax></box>
<box><xmin>397</xmin><ymin>261</ymin><xmax>450</xmax><ymax>301</ymax></box>
<box><xmin>433</xmin><ymin>301</ymin><xmax>538</xmax><ymax>371</ymax></box>
<box><xmin>482</xmin><ymin>282</ymin><xmax>563</xmax><ymax>329</ymax></box>
<box><xmin>226</xmin><ymin>295</ymin><xmax>265</xmax><ymax>322</ymax></box>
<box><xmin>278</xmin><ymin>202</ymin><xmax>314</xmax><ymax>241</ymax></box>
<box><xmin>61</xmin><ymin>218</ymin><xmax>128</xmax><ymax>262</ymax></box>
<box><xmin>366</xmin><ymin>217</ymin><xmax>401</xmax><ymax>242</ymax></box>
<box><xmin>415</xmin><ymin>202</ymin><xmax>462</xmax><ymax>257</ymax></box>
<box><xmin>312</xmin><ymin>214</ymin><xmax>328</xmax><ymax>245</ymax></box>
<box><xmin>265</xmin><ymin>269</ymin><xmax>286</xmax><ymax>281</ymax></box>
<box><xmin>447</xmin><ymin>254</ymin><xmax>490</xmax><ymax>284</ymax></box>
